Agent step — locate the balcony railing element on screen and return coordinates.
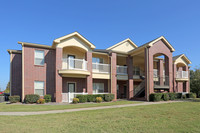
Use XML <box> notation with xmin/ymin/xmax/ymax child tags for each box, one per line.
<box><xmin>153</xmin><ymin>69</ymin><xmax>165</xmax><ymax>77</ymax></box>
<box><xmin>92</xmin><ymin>63</ymin><xmax>110</xmax><ymax>73</ymax></box>
<box><xmin>117</xmin><ymin>65</ymin><xmax>127</xmax><ymax>75</ymax></box>
<box><xmin>62</xmin><ymin>58</ymin><xmax>87</xmax><ymax>70</ymax></box>
<box><xmin>176</xmin><ymin>71</ymin><xmax>188</xmax><ymax>79</ymax></box>
<box><xmin>154</xmin><ymin>76</ymin><xmax>169</xmax><ymax>87</ymax></box>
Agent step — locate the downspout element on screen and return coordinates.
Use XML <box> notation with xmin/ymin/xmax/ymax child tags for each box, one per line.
<box><xmin>10</xmin><ymin>52</ymin><xmax>12</xmax><ymax>96</ymax></box>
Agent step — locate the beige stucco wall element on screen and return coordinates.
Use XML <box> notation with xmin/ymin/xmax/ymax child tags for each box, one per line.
<box><xmin>63</xmin><ymin>47</ymin><xmax>85</xmax><ymax>59</ymax></box>
<box><xmin>117</xmin><ymin>56</ymin><xmax>126</xmax><ymax>66</ymax></box>
<box><xmin>111</xmin><ymin>41</ymin><xmax>135</xmax><ymax>53</ymax></box>
<box><xmin>92</xmin><ymin>53</ymin><xmax>110</xmax><ymax>64</ymax></box>
<box><xmin>174</xmin><ymin>57</ymin><xmax>188</xmax><ymax>66</ymax></box>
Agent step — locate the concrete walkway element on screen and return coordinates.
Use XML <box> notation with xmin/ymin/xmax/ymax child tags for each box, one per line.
<box><xmin>0</xmin><ymin>101</ymin><xmax>182</xmax><ymax>116</ymax></box>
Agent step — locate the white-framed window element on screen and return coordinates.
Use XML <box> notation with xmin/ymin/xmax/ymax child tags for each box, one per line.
<box><xmin>93</xmin><ymin>83</ymin><xmax>104</xmax><ymax>93</ymax></box>
<box><xmin>34</xmin><ymin>81</ymin><xmax>44</xmax><ymax>96</ymax></box>
<box><xmin>133</xmin><ymin>66</ymin><xmax>140</xmax><ymax>75</ymax></box>
<box><xmin>92</xmin><ymin>57</ymin><xmax>103</xmax><ymax>64</ymax></box>
<box><xmin>34</xmin><ymin>50</ymin><xmax>45</xmax><ymax>65</ymax></box>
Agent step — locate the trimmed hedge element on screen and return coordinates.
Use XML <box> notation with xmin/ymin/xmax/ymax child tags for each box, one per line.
<box><xmin>149</xmin><ymin>93</ymin><xmax>163</xmax><ymax>101</ymax></box>
<box><xmin>76</xmin><ymin>95</ymin><xmax>87</xmax><ymax>103</ymax></box>
<box><xmin>9</xmin><ymin>95</ymin><xmax>20</xmax><ymax>103</ymax></box>
<box><xmin>162</xmin><ymin>93</ymin><xmax>169</xmax><ymax>101</ymax></box>
<box><xmin>87</xmin><ymin>94</ymin><xmax>95</xmax><ymax>102</ymax></box>
<box><xmin>44</xmin><ymin>94</ymin><xmax>51</xmax><ymax>103</ymax></box>
<box><xmin>168</xmin><ymin>93</ymin><xmax>175</xmax><ymax>100</ymax></box>
<box><xmin>186</xmin><ymin>93</ymin><xmax>197</xmax><ymax>98</ymax></box>
<box><xmin>175</xmin><ymin>93</ymin><xmax>182</xmax><ymax>99</ymax></box>
<box><xmin>25</xmin><ymin>94</ymin><xmax>40</xmax><ymax>104</ymax></box>
<box><xmin>104</xmin><ymin>94</ymin><xmax>114</xmax><ymax>102</ymax></box>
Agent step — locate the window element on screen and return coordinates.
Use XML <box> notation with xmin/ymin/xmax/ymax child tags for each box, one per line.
<box><xmin>35</xmin><ymin>50</ymin><xmax>44</xmax><ymax>65</ymax></box>
<box><xmin>133</xmin><ymin>66</ymin><xmax>140</xmax><ymax>75</ymax></box>
<box><xmin>34</xmin><ymin>81</ymin><xmax>44</xmax><ymax>96</ymax></box>
<box><xmin>93</xmin><ymin>83</ymin><xmax>104</xmax><ymax>93</ymax></box>
<box><xmin>92</xmin><ymin>57</ymin><xmax>103</xmax><ymax>64</ymax></box>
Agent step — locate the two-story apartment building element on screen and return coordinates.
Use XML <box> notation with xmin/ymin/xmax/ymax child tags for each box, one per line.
<box><xmin>8</xmin><ymin>32</ymin><xmax>191</xmax><ymax>102</ymax></box>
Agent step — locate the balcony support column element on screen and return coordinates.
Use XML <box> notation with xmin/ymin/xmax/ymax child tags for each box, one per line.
<box><xmin>55</xmin><ymin>48</ymin><xmax>63</xmax><ymax>103</ymax></box>
<box><xmin>184</xmin><ymin>66</ymin><xmax>190</xmax><ymax>92</ymax></box>
<box><xmin>158</xmin><ymin>59</ymin><xmax>164</xmax><ymax>86</ymax></box>
<box><xmin>111</xmin><ymin>53</ymin><xmax>117</xmax><ymax>100</ymax></box>
<box><xmin>86</xmin><ymin>51</ymin><xmax>93</xmax><ymax>94</ymax></box>
<box><xmin>173</xmin><ymin>64</ymin><xmax>177</xmax><ymax>92</ymax></box>
<box><xmin>126</xmin><ymin>55</ymin><xmax>133</xmax><ymax>99</ymax></box>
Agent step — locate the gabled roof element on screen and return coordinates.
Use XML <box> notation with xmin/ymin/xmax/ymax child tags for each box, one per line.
<box><xmin>128</xmin><ymin>36</ymin><xmax>175</xmax><ymax>54</ymax></box>
<box><xmin>52</xmin><ymin>32</ymin><xmax>96</xmax><ymax>49</ymax></box>
<box><xmin>106</xmin><ymin>38</ymin><xmax>138</xmax><ymax>50</ymax></box>
<box><xmin>173</xmin><ymin>54</ymin><xmax>191</xmax><ymax>64</ymax></box>
<box><xmin>7</xmin><ymin>49</ymin><xmax>22</xmax><ymax>54</ymax></box>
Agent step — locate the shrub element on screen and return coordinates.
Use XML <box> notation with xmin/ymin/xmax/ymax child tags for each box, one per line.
<box><xmin>44</xmin><ymin>94</ymin><xmax>51</xmax><ymax>103</ymax></box>
<box><xmin>149</xmin><ymin>93</ymin><xmax>163</xmax><ymax>102</ymax></box>
<box><xmin>0</xmin><ymin>94</ymin><xmax>4</xmax><ymax>96</ymax></box>
<box><xmin>9</xmin><ymin>95</ymin><xmax>20</xmax><ymax>103</ymax></box>
<box><xmin>73</xmin><ymin>98</ymin><xmax>79</xmax><ymax>104</ymax></box>
<box><xmin>104</xmin><ymin>94</ymin><xmax>114</xmax><ymax>102</ymax></box>
<box><xmin>168</xmin><ymin>93</ymin><xmax>175</xmax><ymax>100</ymax></box>
<box><xmin>186</xmin><ymin>93</ymin><xmax>197</xmax><ymax>98</ymax></box>
<box><xmin>175</xmin><ymin>93</ymin><xmax>182</xmax><ymax>99</ymax></box>
<box><xmin>96</xmin><ymin>97</ymin><xmax>103</xmax><ymax>103</ymax></box>
<box><xmin>182</xmin><ymin>94</ymin><xmax>187</xmax><ymax>99</ymax></box>
<box><xmin>25</xmin><ymin>94</ymin><xmax>40</xmax><ymax>104</ymax></box>
<box><xmin>37</xmin><ymin>99</ymin><xmax>45</xmax><ymax>104</ymax></box>
<box><xmin>87</xmin><ymin>95</ymin><xmax>95</xmax><ymax>102</ymax></box>
<box><xmin>162</xmin><ymin>93</ymin><xmax>169</xmax><ymax>101</ymax></box>
<box><xmin>76</xmin><ymin>95</ymin><xmax>87</xmax><ymax>103</ymax></box>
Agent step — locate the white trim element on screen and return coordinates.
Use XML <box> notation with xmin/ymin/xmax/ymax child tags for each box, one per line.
<box><xmin>34</xmin><ymin>81</ymin><xmax>45</xmax><ymax>96</ymax></box>
<box><xmin>34</xmin><ymin>50</ymin><xmax>45</xmax><ymax>66</ymax></box>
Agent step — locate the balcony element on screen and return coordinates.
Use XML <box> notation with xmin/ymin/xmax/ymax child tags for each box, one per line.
<box><xmin>176</xmin><ymin>71</ymin><xmax>188</xmax><ymax>80</ymax></box>
<box><xmin>92</xmin><ymin>63</ymin><xmax>110</xmax><ymax>73</ymax></box>
<box><xmin>117</xmin><ymin>66</ymin><xmax>127</xmax><ymax>75</ymax></box>
<box><xmin>59</xmin><ymin>58</ymin><xmax>90</xmax><ymax>76</ymax></box>
<box><xmin>154</xmin><ymin>76</ymin><xmax>169</xmax><ymax>89</ymax></box>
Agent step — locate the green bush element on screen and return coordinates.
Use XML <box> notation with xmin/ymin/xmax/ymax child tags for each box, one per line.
<box><xmin>76</xmin><ymin>95</ymin><xmax>87</xmax><ymax>103</ymax></box>
<box><xmin>186</xmin><ymin>93</ymin><xmax>197</xmax><ymax>98</ymax></box>
<box><xmin>168</xmin><ymin>93</ymin><xmax>175</xmax><ymax>100</ymax></box>
<box><xmin>96</xmin><ymin>97</ymin><xmax>103</xmax><ymax>103</ymax></box>
<box><xmin>0</xmin><ymin>94</ymin><xmax>4</xmax><ymax>96</ymax></box>
<box><xmin>9</xmin><ymin>95</ymin><xmax>20</xmax><ymax>103</ymax></box>
<box><xmin>175</xmin><ymin>93</ymin><xmax>182</xmax><ymax>99</ymax></box>
<box><xmin>87</xmin><ymin>94</ymin><xmax>95</xmax><ymax>102</ymax></box>
<box><xmin>104</xmin><ymin>94</ymin><xmax>114</xmax><ymax>102</ymax></box>
<box><xmin>162</xmin><ymin>93</ymin><xmax>169</xmax><ymax>101</ymax></box>
<box><xmin>149</xmin><ymin>93</ymin><xmax>163</xmax><ymax>102</ymax></box>
<box><xmin>44</xmin><ymin>94</ymin><xmax>51</xmax><ymax>103</ymax></box>
<box><xmin>182</xmin><ymin>94</ymin><xmax>187</xmax><ymax>99</ymax></box>
<box><xmin>73</xmin><ymin>98</ymin><xmax>79</xmax><ymax>104</ymax></box>
<box><xmin>25</xmin><ymin>94</ymin><xmax>40</xmax><ymax>104</ymax></box>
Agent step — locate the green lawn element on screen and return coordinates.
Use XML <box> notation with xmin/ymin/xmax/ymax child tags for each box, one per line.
<box><xmin>0</xmin><ymin>102</ymin><xmax>199</xmax><ymax>133</ymax></box>
<box><xmin>0</xmin><ymin>100</ymin><xmax>140</xmax><ymax>112</ymax></box>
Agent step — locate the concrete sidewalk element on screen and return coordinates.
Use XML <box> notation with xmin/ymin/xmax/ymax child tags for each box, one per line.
<box><xmin>0</xmin><ymin>101</ymin><xmax>182</xmax><ymax>116</ymax></box>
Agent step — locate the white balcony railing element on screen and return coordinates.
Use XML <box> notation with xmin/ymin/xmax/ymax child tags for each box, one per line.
<box><xmin>92</xmin><ymin>63</ymin><xmax>110</xmax><ymax>73</ymax></box>
<box><xmin>62</xmin><ymin>58</ymin><xmax>87</xmax><ymax>71</ymax></box>
<box><xmin>153</xmin><ymin>69</ymin><xmax>165</xmax><ymax>78</ymax></box>
<box><xmin>117</xmin><ymin>65</ymin><xmax>127</xmax><ymax>75</ymax></box>
<box><xmin>176</xmin><ymin>71</ymin><xmax>188</xmax><ymax>79</ymax></box>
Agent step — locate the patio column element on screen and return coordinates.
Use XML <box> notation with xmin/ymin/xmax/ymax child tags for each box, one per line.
<box><xmin>126</xmin><ymin>55</ymin><xmax>133</xmax><ymax>99</ymax></box>
<box><xmin>173</xmin><ymin>64</ymin><xmax>177</xmax><ymax>92</ymax></box>
<box><xmin>165</xmin><ymin>55</ymin><xmax>173</xmax><ymax>92</ymax></box>
<box><xmin>86</xmin><ymin>51</ymin><xmax>93</xmax><ymax>94</ymax></box>
<box><xmin>184</xmin><ymin>66</ymin><xmax>189</xmax><ymax>92</ymax></box>
<box><xmin>55</xmin><ymin>48</ymin><xmax>63</xmax><ymax>103</ymax></box>
<box><xmin>111</xmin><ymin>52</ymin><xmax>117</xmax><ymax>100</ymax></box>
<box><xmin>158</xmin><ymin>59</ymin><xmax>164</xmax><ymax>86</ymax></box>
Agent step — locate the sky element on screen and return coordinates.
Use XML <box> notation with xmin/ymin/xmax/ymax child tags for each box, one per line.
<box><xmin>0</xmin><ymin>0</ymin><xmax>200</xmax><ymax>90</ymax></box>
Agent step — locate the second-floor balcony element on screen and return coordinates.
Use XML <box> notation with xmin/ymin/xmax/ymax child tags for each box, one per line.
<box><xmin>117</xmin><ymin>66</ymin><xmax>127</xmax><ymax>75</ymax></box>
<box><xmin>62</xmin><ymin>58</ymin><xmax>88</xmax><ymax>71</ymax></box>
<box><xmin>92</xmin><ymin>63</ymin><xmax>110</xmax><ymax>73</ymax></box>
<box><xmin>176</xmin><ymin>71</ymin><xmax>188</xmax><ymax>79</ymax></box>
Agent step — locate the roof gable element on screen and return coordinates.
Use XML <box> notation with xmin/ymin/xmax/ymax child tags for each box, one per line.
<box><xmin>173</xmin><ymin>54</ymin><xmax>191</xmax><ymax>64</ymax></box>
<box><xmin>106</xmin><ymin>38</ymin><xmax>137</xmax><ymax>53</ymax></box>
<box><xmin>52</xmin><ymin>32</ymin><xmax>96</xmax><ymax>49</ymax></box>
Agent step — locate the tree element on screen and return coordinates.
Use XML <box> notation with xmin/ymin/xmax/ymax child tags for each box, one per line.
<box><xmin>190</xmin><ymin>68</ymin><xmax>200</xmax><ymax>97</ymax></box>
<box><xmin>4</xmin><ymin>82</ymin><xmax>10</xmax><ymax>94</ymax></box>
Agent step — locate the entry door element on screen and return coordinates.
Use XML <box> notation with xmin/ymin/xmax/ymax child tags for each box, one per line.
<box><xmin>68</xmin><ymin>55</ymin><xmax>75</xmax><ymax>69</ymax></box>
<box><xmin>68</xmin><ymin>83</ymin><xmax>75</xmax><ymax>93</ymax></box>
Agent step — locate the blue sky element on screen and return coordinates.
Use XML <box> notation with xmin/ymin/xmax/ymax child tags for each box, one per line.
<box><xmin>0</xmin><ymin>0</ymin><xmax>199</xmax><ymax>90</ymax></box>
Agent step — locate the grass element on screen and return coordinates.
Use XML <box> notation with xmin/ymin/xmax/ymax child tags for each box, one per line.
<box><xmin>0</xmin><ymin>102</ymin><xmax>199</xmax><ymax>133</ymax></box>
<box><xmin>0</xmin><ymin>100</ymin><xmax>140</xmax><ymax>112</ymax></box>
